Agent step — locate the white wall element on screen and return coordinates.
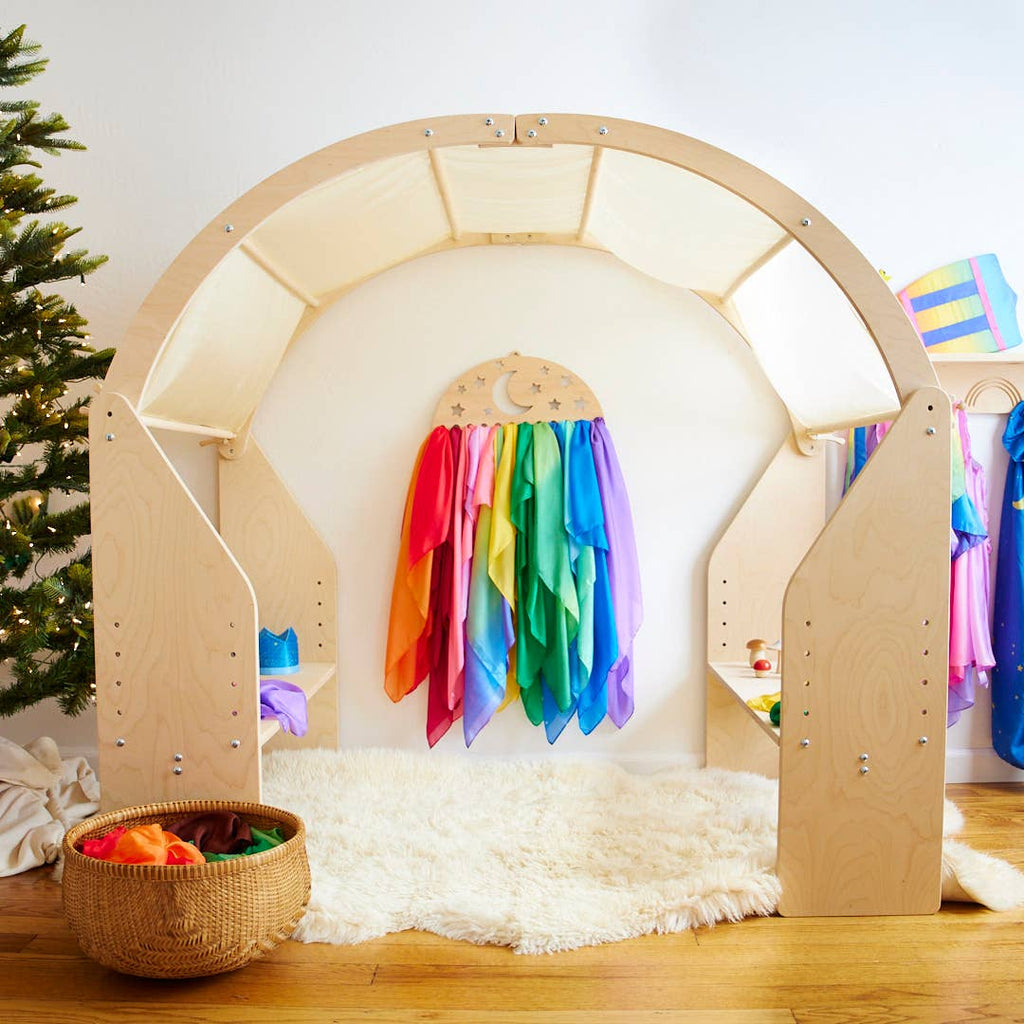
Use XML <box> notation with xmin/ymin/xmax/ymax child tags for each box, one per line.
<box><xmin>4</xmin><ymin>1</ymin><xmax>1023</xmax><ymax>778</ymax></box>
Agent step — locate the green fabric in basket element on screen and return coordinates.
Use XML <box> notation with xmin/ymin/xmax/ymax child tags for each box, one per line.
<box><xmin>202</xmin><ymin>826</ymin><xmax>285</xmax><ymax>862</ymax></box>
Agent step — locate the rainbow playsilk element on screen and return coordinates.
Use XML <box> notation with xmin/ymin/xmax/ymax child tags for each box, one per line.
<box><xmin>898</xmin><ymin>254</ymin><xmax>1022</xmax><ymax>354</ymax></box>
<box><xmin>385</xmin><ymin>418</ymin><xmax>642</xmax><ymax>747</ymax></box>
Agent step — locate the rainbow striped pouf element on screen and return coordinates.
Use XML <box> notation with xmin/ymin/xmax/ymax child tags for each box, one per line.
<box><xmin>898</xmin><ymin>254</ymin><xmax>1022</xmax><ymax>354</ymax></box>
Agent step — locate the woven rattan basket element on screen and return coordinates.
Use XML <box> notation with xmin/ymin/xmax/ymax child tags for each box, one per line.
<box><xmin>62</xmin><ymin>799</ymin><xmax>310</xmax><ymax>979</ymax></box>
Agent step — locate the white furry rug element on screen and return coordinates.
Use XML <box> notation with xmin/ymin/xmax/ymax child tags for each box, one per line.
<box><xmin>262</xmin><ymin>747</ymin><xmax>1024</xmax><ymax>954</ymax></box>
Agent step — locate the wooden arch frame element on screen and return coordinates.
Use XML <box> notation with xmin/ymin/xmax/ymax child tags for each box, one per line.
<box><xmin>91</xmin><ymin>114</ymin><xmax>951</xmax><ymax>918</ymax></box>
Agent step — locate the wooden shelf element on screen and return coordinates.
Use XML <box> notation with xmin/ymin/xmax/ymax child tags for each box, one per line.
<box><xmin>259</xmin><ymin>661</ymin><xmax>336</xmax><ymax>745</ymax></box>
<box><xmin>708</xmin><ymin>661</ymin><xmax>781</xmax><ymax>744</ymax></box>
<box><xmin>928</xmin><ymin>347</ymin><xmax>1024</xmax><ymax>363</ymax></box>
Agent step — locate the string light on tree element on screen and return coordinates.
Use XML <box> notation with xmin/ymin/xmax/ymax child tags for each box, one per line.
<box><xmin>0</xmin><ymin>23</ymin><xmax>112</xmax><ymax>718</ymax></box>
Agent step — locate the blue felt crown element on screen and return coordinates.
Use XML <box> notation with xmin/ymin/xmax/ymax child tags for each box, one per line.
<box><xmin>259</xmin><ymin>627</ymin><xmax>300</xmax><ymax>675</ymax></box>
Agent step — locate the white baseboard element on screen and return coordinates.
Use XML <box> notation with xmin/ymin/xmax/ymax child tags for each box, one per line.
<box><xmin>945</xmin><ymin>746</ymin><xmax>1024</xmax><ymax>783</ymax></box>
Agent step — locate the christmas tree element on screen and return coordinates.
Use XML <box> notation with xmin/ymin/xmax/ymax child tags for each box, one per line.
<box><xmin>0</xmin><ymin>25</ymin><xmax>113</xmax><ymax>717</ymax></box>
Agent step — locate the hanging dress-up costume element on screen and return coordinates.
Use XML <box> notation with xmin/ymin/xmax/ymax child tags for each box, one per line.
<box><xmin>992</xmin><ymin>402</ymin><xmax>1024</xmax><ymax>767</ymax></box>
<box><xmin>948</xmin><ymin>406</ymin><xmax>994</xmax><ymax>725</ymax></box>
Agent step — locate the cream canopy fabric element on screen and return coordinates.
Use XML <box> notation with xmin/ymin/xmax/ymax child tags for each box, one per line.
<box><xmin>139</xmin><ymin>141</ymin><xmax>902</xmax><ymax>435</ymax></box>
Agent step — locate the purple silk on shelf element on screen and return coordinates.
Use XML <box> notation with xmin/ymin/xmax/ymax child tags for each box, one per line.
<box><xmin>259</xmin><ymin>678</ymin><xmax>309</xmax><ymax>737</ymax></box>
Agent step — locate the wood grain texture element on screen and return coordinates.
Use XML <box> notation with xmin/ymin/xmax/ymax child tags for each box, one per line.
<box><xmin>707</xmin><ymin>436</ymin><xmax>826</xmax><ymax>665</ymax></box>
<box><xmin>777</xmin><ymin>387</ymin><xmax>951</xmax><ymax>916</ymax></box>
<box><xmin>91</xmin><ymin>393</ymin><xmax>260</xmax><ymax>810</ymax></box>
<box><xmin>432</xmin><ymin>353</ymin><xmax>603</xmax><ymax>428</ymax></box>
<box><xmin>0</xmin><ymin>783</ymin><xmax>1021</xmax><ymax>1022</ymax></box>
<box><xmin>219</xmin><ymin>440</ymin><xmax>339</xmax><ymax>754</ymax></box>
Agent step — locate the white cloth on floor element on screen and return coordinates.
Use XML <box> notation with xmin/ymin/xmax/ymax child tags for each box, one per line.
<box><xmin>0</xmin><ymin>735</ymin><xmax>100</xmax><ymax>876</ymax></box>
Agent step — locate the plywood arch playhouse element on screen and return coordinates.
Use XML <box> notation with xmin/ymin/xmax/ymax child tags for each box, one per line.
<box><xmin>91</xmin><ymin>113</ymin><xmax>951</xmax><ymax>918</ymax></box>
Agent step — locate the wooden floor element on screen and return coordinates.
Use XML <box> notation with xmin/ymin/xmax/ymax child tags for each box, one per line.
<box><xmin>1</xmin><ymin>782</ymin><xmax>1022</xmax><ymax>1024</ymax></box>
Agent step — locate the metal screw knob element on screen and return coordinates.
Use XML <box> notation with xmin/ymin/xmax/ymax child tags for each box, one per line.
<box><xmin>926</xmin><ymin>427</ymin><xmax>936</xmax><ymax>435</ymax></box>
<box><xmin>919</xmin><ymin>736</ymin><xmax>929</xmax><ymax>745</ymax></box>
<box><xmin>224</xmin><ymin>224</ymin><xmax>234</xmax><ymax>233</ymax></box>
<box><xmin>859</xmin><ymin>765</ymin><xmax>870</xmax><ymax>775</ymax></box>
<box><xmin>800</xmin><ymin>738</ymin><xmax>810</xmax><ymax>748</ymax></box>
<box><xmin>424</xmin><ymin>128</ymin><xmax>434</xmax><ymax>137</ymax></box>
<box><xmin>230</xmin><ymin>739</ymin><xmax>240</xmax><ymax>749</ymax></box>
<box><xmin>495</xmin><ymin>129</ymin><xmax>505</xmax><ymax>138</ymax></box>
<box><xmin>172</xmin><ymin>766</ymin><xmax>183</xmax><ymax>775</ymax></box>
<box><xmin>800</xmin><ymin>217</ymin><xmax>812</xmax><ymax>226</ymax></box>
<box><xmin>115</xmin><ymin>738</ymin><xmax>125</xmax><ymax>747</ymax></box>
<box><xmin>527</xmin><ymin>129</ymin><xmax>537</xmax><ymax>138</ymax></box>
<box><xmin>598</xmin><ymin>125</ymin><xmax>609</xmax><ymax>135</ymax></box>
<box><xmin>105</xmin><ymin>433</ymin><xmax>115</xmax><ymax>441</ymax></box>
<box><xmin>484</xmin><ymin>117</ymin><xmax>494</xmax><ymax>126</ymax></box>
<box><xmin>538</xmin><ymin>117</ymin><xmax>548</xmax><ymax>125</ymax></box>
<box><xmin>858</xmin><ymin>753</ymin><xmax>869</xmax><ymax>762</ymax></box>
<box><xmin>173</xmin><ymin>753</ymin><xmax>183</xmax><ymax>762</ymax></box>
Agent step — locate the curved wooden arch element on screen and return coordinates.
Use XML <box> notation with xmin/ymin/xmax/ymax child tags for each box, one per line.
<box><xmin>104</xmin><ymin>112</ymin><xmax>935</xmax><ymax>418</ymax></box>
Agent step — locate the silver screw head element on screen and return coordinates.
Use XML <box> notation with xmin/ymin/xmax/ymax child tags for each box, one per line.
<box><xmin>859</xmin><ymin>765</ymin><xmax>870</xmax><ymax>775</ymax></box>
<box><xmin>230</xmin><ymin>739</ymin><xmax>241</xmax><ymax>749</ymax></box>
<box><xmin>173</xmin><ymin>753</ymin><xmax>183</xmax><ymax>762</ymax></box>
<box><xmin>115</xmin><ymin>738</ymin><xmax>126</xmax><ymax>747</ymax></box>
<box><xmin>224</xmin><ymin>223</ymin><xmax>234</xmax><ymax>233</ymax></box>
<box><xmin>800</xmin><ymin>738</ymin><xmax>810</xmax><ymax>748</ymax></box>
<box><xmin>172</xmin><ymin>766</ymin><xmax>183</xmax><ymax>775</ymax></box>
<box><xmin>495</xmin><ymin>129</ymin><xmax>505</xmax><ymax>138</ymax></box>
<box><xmin>926</xmin><ymin>427</ymin><xmax>936</xmax><ymax>435</ymax></box>
<box><xmin>800</xmin><ymin>217</ymin><xmax>812</xmax><ymax>227</ymax></box>
<box><xmin>105</xmin><ymin>432</ymin><xmax>115</xmax><ymax>441</ymax></box>
<box><xmin>598</xmin><ymin>125</ymin><xmax>609</xmax><ymax>135</ymax></box>
<box><xmin>484</xmin><ymin>117</ymin><xmax>494</xmax><ymax>126</ymax></box>
<box><xmin>538</xmin><ymin>117</ymin><xmax>548</xmax><ymax>125</ymax></box>
<box><xmin>858</xmin><ymin>753</ymin><xmax>869</xmax><ymax>761</ymax></box>
<box><xmin>919</xmin><ymin>736</ymin><xmax>929</xmax><ymax>745</ymax></box>
<box><xmin>424</xmin><ymin>128</ymin><xmax>434</xmax><ymax>137</ymax></box>
<box><xmin>527</xmin><ymin>129</ymin><xmax>537</xmax><ymax>138</ymax></box>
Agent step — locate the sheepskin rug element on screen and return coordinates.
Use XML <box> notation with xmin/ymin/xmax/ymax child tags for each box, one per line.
<box><xmin>262</xmin><ymin>747</ymin><xmax>1024</xmax><ymax>954</ymax></box>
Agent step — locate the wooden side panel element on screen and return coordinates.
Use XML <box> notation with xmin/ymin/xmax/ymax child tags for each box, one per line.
<box><xmin>91</xmin><ymin>393</ymin><xmax>260</xmax><ymax>809</ymax></box>
<box><xmin>219</xmin><ymin>441</ymin><xmax>339</xmax><ymax>751</ymax></box>
<box><xmin>777</xmin><ymin>387</ymin><xmax>950</xmax><ymax>916</ymax></box>
<box><xmin>706</xmin><ymin>672</ymin><xmax>779</xmax><ymax>779</ymax></box>
<box><xmin>708</xmin><ymin>436</ymin><xmax>826</xmax><ymax>664</ymax></box>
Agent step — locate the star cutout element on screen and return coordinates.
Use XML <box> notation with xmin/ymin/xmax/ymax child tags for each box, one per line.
<box><xmin>574</xmin><ymin>397</ymin><xmax>587</xmax><ymax>411</ymax></box>
<box><xmin>483</xmin><ymin>407</ymin><xmax>493</xmax><ymax>417</ymax></box>
<box><xmin>451</xmin><ymin>403</ymin><xmax>465</xmax><ymax>417</ymax></box>
<box><xmin>540</xmin><ymin>365</ymin><xmax>550</xmax><ymax>375</ymax></box>
<box><xmin>456</xmin><ymin>383</ymin><xmax>467</xmax><ymax>393</ymax></box>
<box><xmin>531</xmin><ymin>382</ymin><xmax>542</xmax><ymax>393</ymax></box>
<box><xmin>561</xmin><ymin>375</ymin><xmax>572</xmax><ymax>388</ymax></box>
<box><xmin>549</xmin><ymin>398</ymin><xmax>561</xmax><ymax>411</ymax></box>
<box><xmin>474</xmin><ymin>375</ymin><xmax>487</xmax><ymax>388</ymax></box>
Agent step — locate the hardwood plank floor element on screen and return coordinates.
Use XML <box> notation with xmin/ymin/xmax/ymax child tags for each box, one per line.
<box><xmin>1</xmin><ymin>782</ymin><xmax>1021</xmax><ymax>1024</ymax></box>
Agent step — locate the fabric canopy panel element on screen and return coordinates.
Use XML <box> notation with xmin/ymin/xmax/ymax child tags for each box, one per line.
<box><xmin>138</xmin><ymin>141</ymin><xmax>906</xmax><ymax>435</ymax></box>
<box><xmin>731</xmin><ymin>243</ymin><xmax>900</xmax><ymax>428</ymax></box>
<box><xmin>249</xmin><ymin>151</ymin><xmax>451</xmax><ymax>299</ymax></box>
<box><xmin>141</xmin><ymin>248</ymin><xmax>306</xmax><ymax>433</ymax></box>
<box><xmin>440</xmin><ymin>144</ymin><xmax>593</xmax><ymax>235</ymax></box>
<box><xmin>584</xmin><ymin>148</ymin><xmax>788</xmax><ymax>297</ymax></box>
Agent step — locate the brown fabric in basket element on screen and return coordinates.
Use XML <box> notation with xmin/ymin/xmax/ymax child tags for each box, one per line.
<box><xmin>162</xmin><ymin>810</ymin><xmax>253</xmax><ymax>855</ymax></box>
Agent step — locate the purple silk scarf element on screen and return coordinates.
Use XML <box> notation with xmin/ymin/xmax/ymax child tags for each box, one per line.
<box><xmin>259</xmin><ymin>678</ymin><xmax>309</xmax><ymax>736</ymax></box>
<box><xmin>590</xmin><ymin>418</ymin><xmax>643</xmax><ymax>727</ymax></box>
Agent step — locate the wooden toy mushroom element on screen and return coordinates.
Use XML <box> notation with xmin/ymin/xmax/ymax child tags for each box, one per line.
<box><xmin>753</xmin><ymin>658</ymin><xmax>773</xmax><ymax>679</ymax></box>
<box><xmin>746</xmin><ymin>639</ymin><xmax>769</xmax><ymax>668</ymax></box>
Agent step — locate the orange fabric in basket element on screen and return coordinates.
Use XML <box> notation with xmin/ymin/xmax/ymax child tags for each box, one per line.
<box><xmin>81</xmin><ymin>823</ymin><xmax>205</xmax><ymax>865</ymax></box>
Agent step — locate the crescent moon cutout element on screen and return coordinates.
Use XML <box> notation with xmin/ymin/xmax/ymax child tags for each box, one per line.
<box><xmin>491</xmin><ymin>371</ymin><xmax>533</xmax><ymax>416</ymax></box>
